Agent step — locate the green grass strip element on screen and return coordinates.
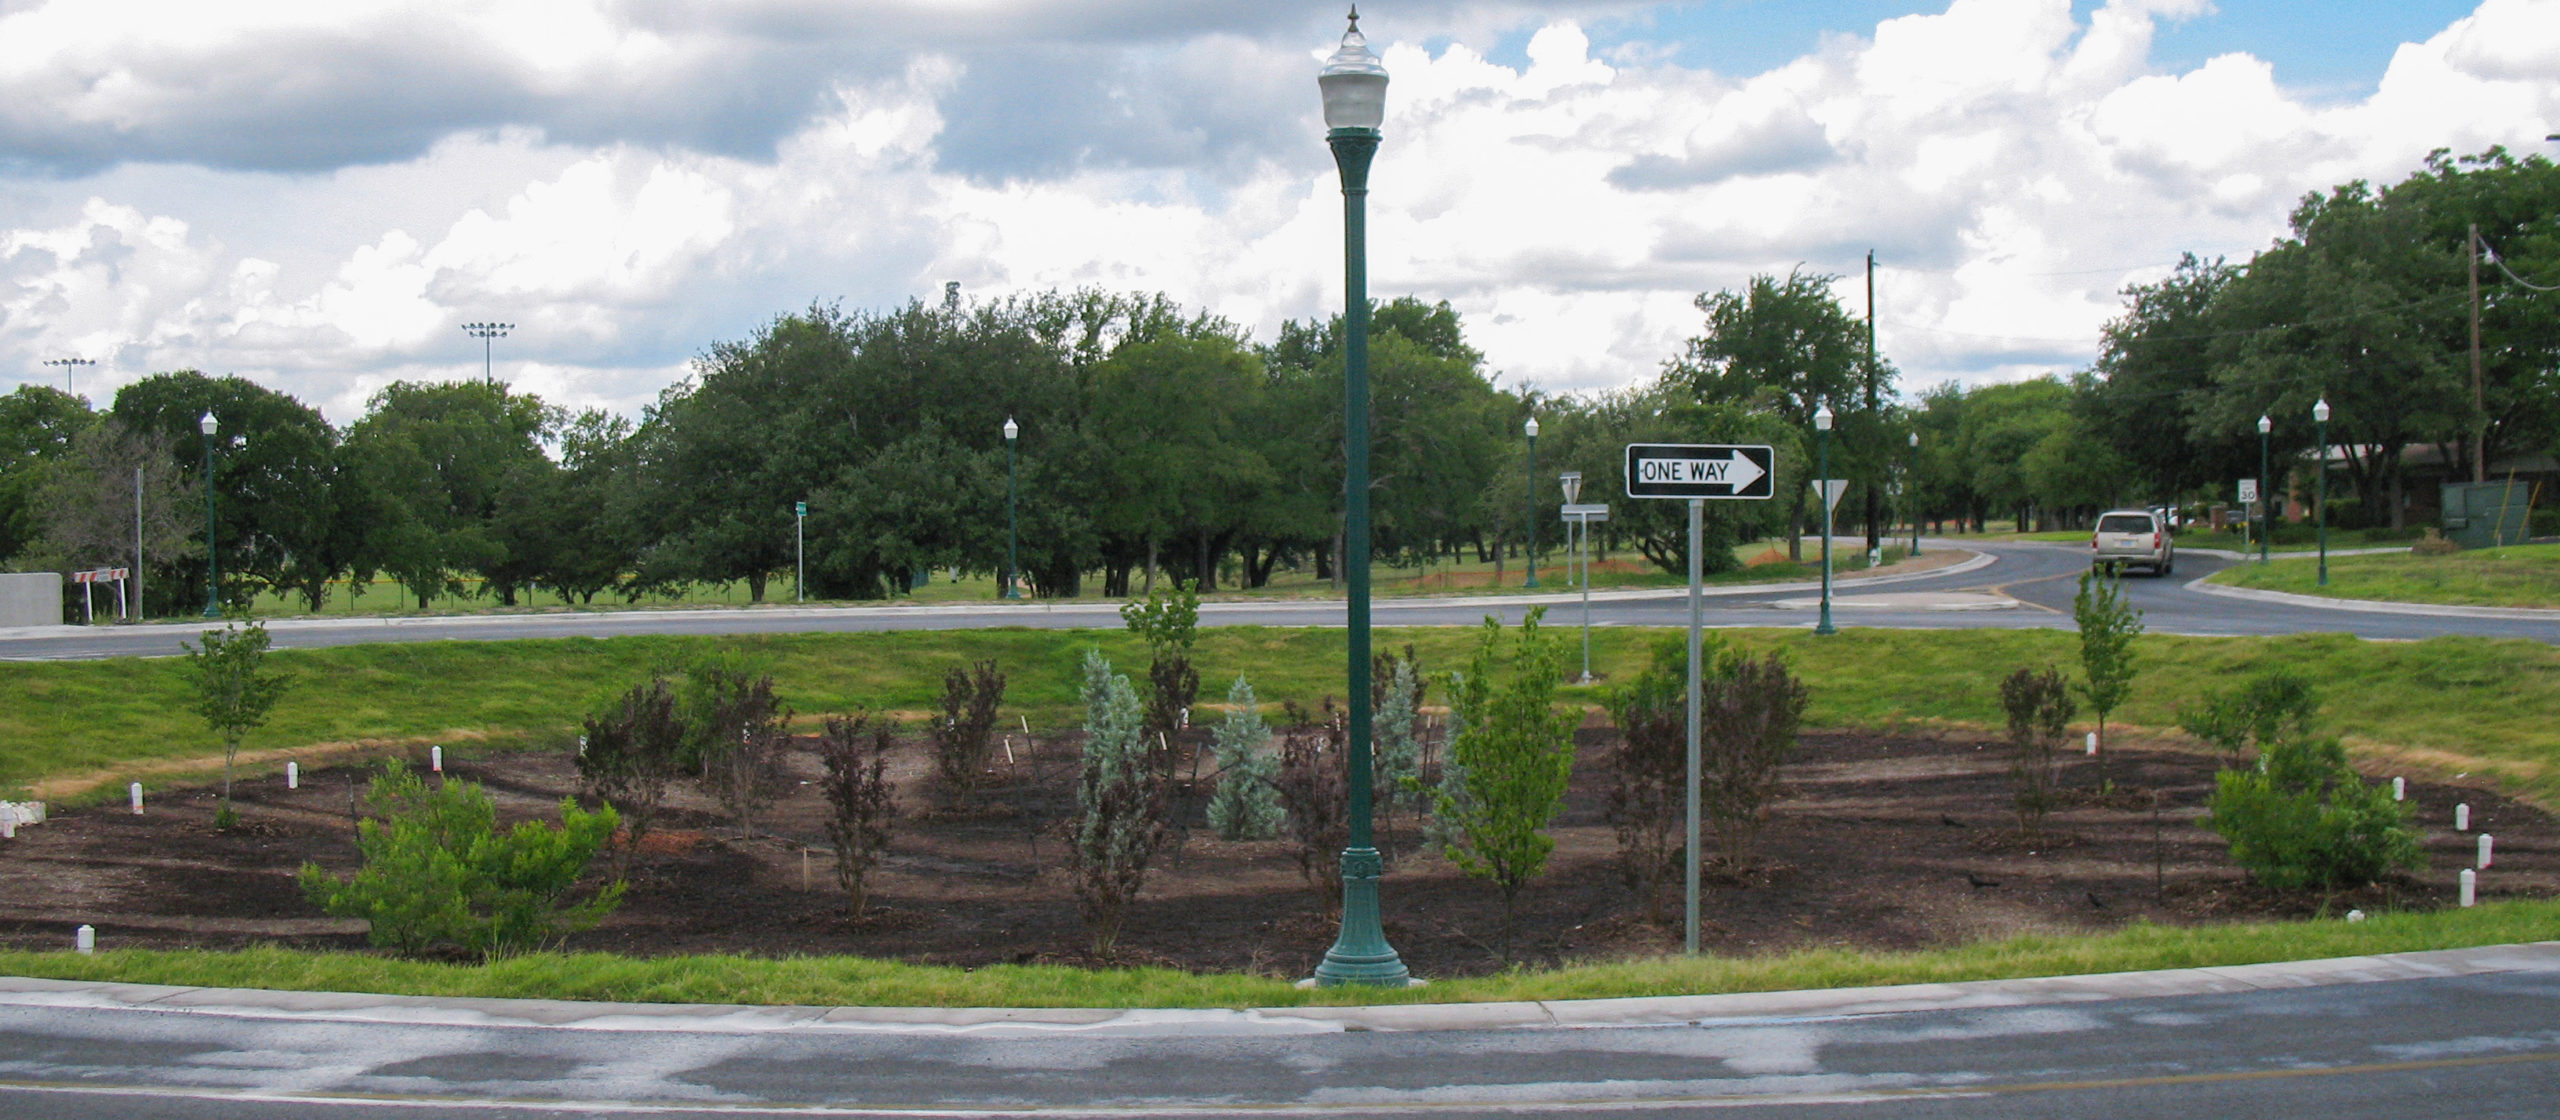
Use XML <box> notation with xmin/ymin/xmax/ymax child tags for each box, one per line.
<box><xmin>11</xmin><ymin>627</ymin><xmax>2560</xmax><ymax>808</ymax></box>
<box><xmin>4</xmin><ymin>901</ymin><xmax>2554</xmax><ymax>1008</ymax></box>
<box><xmin>2211</xmin><ymin>543</ymin><xmax>2560</xmax><ymax>610</ymax></box>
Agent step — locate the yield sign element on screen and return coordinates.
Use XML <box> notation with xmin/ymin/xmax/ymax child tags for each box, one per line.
<box><xmin>1624</xmin><ymin>444</ymin><xmax>1775</xmax><ymax>499</ymax></box>
<box><xmin>1812</xmin><ymin>479</ymin><xmax>1848</xmax><ymax>512</ymax></box>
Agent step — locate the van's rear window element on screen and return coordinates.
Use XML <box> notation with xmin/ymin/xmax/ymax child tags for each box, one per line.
<box><xmin>2097</xmin><ymin>515</ymin><xmax>2152</xmax><ymax>534</ymax></box>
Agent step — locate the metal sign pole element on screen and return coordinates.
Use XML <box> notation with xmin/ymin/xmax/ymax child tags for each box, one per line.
<box><xmin>1685</xmin><ymin>496</ymin><xmax>1703</xmax><ymax>955</ymax></box>
<box><xmin>1578</xmin><ymin>514</ymin><xmax>1593</xmax><ymax>683</ymax></box>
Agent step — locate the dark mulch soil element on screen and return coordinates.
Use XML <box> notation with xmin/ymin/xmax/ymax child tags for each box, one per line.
<box><xmin>2</xmin><ymin>724</ymin><xmax>2548</xmax><ymax>978</ymax></box>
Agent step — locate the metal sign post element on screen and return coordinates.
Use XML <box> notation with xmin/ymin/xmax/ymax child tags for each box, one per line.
<box><xmin>1624</xmin><ymin>443</ymin><xmax>1775</xmax><ymax>955</ymax></box>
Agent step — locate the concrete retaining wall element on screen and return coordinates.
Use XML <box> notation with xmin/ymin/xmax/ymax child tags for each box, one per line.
<box><xmin>0</xmin><ymin>572</ymin><xmax>64</xmax><ymax>628</ymax></box>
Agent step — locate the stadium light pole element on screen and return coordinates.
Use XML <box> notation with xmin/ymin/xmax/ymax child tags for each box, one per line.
<box><xmin>461</xmin><ymin>322</ymin><xmax>512</xmax><ymax>386</ymax></box>
<box><xmin>1311</xmin><ymin>5</ymin><xmax>1409</xmax><ymax>989</ymax></box>
<box><xmin>44</xmin><ymin>357</ymin><xmax>95</xmax><ymax>397</ymax></box>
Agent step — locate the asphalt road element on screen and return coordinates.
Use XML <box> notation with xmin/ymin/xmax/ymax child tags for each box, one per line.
<box><xmin>3</xmin><ymin>950</ymin><xmax>2557</xmax><ymax>1118</ymax></box>
<box><xmin>3</xmin><ymin>541</ymin><xmax>2553</xmax><ymax>661</ymax></box>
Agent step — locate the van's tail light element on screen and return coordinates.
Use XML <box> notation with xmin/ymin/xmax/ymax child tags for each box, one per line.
<box><xmin>2153</xmin><ymin>531</ymin><xmax>2162</xmax><ymax>549</ymax></box>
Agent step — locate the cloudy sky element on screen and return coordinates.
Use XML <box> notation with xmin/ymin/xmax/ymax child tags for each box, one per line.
<box><xmin>2</xmin><ymin>0</ymin><xmax>2554</xmax><ymax>424</ymax></box>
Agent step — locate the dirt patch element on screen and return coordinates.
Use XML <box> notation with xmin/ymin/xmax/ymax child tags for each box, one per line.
<box><xmin>1</xmin><ymin>730</ymin><xmax>2546</xmax><ymax>978</ymax></box>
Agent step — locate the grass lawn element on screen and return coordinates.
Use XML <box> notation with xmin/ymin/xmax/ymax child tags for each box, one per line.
<box><xmin>2</xmin><ymin>900</ymin><xmax>2553</xmax><ymax>1008</ymax></box>
<box><xmin>11</xmin><ymin>625</ymin><xmax>2560</xmax><ymax>810</ymax></box>
<box><xmin>2172</xmin><ymin>525</ymin><xmax>2421</xmax><ymax>554</ymax></box>
<box><xmin>2210</xmin><ymin>544</ymin><xmax>2560</xmax><ymax>610</ymax></box>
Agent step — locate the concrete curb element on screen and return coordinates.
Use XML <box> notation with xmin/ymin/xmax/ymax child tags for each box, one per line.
<box><xmin>2185</xmin><ymin>575</ymin><xmax>2560</xmax><ymax>621</ymax></box>
<box><xmin>2182</xmin><ymin>546</ymin><xmax>2413</xmax><ymax>561</ymax></box>
<box><xmin>5</xmin><ymin>941</ymin><xmax>2552</xmax><ymax>1037</ymax></box>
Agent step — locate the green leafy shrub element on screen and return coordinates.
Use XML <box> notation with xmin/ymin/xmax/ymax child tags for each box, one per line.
<box><xmin>2206</xmin><ymin>735</ymin><xmax>2422</xmax><ymax>891</ymax></box>
<box><xmin>1434</xmin><ymin>608</ymin><xmax>1578</xmax><ymax>962</ymax></box>
<box><xmin>1204</xmin><ymin>677</ymin><xmax>1282</xmax><ymax>842</ymax></box>
<box><xmin>1122</xmin><ymin>583</ymin><xmax>1200</xmax><ymax>757</ymax></box>
<box><xmin>298</xmin><ymin>762</ymin><xmax>624</xmax><ymax>958</ymax></box>
<box><xmin>2178</xmin><ymin>669</ymin><xmax>2319</xmax><ymax>769</ymax></box>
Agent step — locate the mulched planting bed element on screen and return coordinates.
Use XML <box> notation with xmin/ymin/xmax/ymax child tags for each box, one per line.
<box><xmin>2</xmin><ymin>725</ymin><xmax>2548</xmax><ymax>977</ymax></box>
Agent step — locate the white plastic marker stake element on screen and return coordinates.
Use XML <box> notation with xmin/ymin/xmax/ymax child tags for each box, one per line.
<box><xmin>2392</xmin><ymin>777</ymin><xmax>2405</xmax><ymax>801</ymax></box>
<box><xmin>129</xmin><ymin>782</ymin><xmax>143</xmax><ymax>814</ymax></box>
<box><xmin>1020</xmin><ymin>715</ymin><xmax>1031</xmax><ymax>735</ymax></box>
<box><xmin>2460</xmin><ymin>868</ymin><xmax>2477</xmax><ymax>908</ymax></box>
<box><xmin>2</xmin><ymin>809</ymin><xmax>14</xmax><ymax>840</ymax></box>
<box><xmin>2479</xmin><ymin>834</ymin><xmax>2495</xmax><ymax>869</ymax></box>
<box><xmin>1002</xmin><ymin>736</ymin><xmax>1016</xmax><ymax>766</ymax></box>
<box><xmin>2455</xmin><ymin>803</ymin><xmax>2470</xmax><ymax>831</ymax></box>
<box><xmin>431</xmin><ymin>745</ymin><xmax>443</xmax><ymax>773</ymax></box>
<box><xmin>75</xmin><ymin>925</ymin><xmax>94</xmax><ymax>954</ymax></box>
<box><xmin>2085</xmin><ymin>732</ymin><xmax>2097</xmax><ymax>756</ymax></box>
<box><xmin>287</xmin><ymin>761</ymin><xmax>299</xmax><ymax>789</ymax></box>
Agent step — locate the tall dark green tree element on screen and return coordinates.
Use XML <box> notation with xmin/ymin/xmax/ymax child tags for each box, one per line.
<box><xmin>1665</xmin><ymin>270</ymin><xmax>1870</xmax><ymax>558</ymax></box>
<box><xmin>113</xmin><ymin>372</ymin><xmax>353</xmax><ymax>612</ymax></box>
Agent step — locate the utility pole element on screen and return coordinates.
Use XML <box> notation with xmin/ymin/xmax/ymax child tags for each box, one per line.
<box><xmin>1863</xmin><ymin>251</ymin><xmax>1881</xmax><ymax>555</ymax></box>
<box><xmin>2470</xmin><ymin>223</ymin><xmax>2485</xmax><ymax>484</ymax></box>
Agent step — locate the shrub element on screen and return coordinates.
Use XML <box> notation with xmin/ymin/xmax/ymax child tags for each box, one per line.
<box><xmin>2206</xmin><ymin>735</ymin><xmax>2422</xmax><ymax>892</ymax></box>
<box><xmin>1371</xmin><ymin>647</ymin><xmax>1428</xmax><ymax>835</ymax></box>
<box><xmin>1433</xmin><ymin>608</ymin><xmax>1578</xmax><ymax>962</ymax></box>
<box><xmin>1699</xmin><ymin>652</ymin><xmax>1810</xmax><ymax>873</ymax></box>
<box><xmin>182</xmin><ymin>620</ymin><xmax>291</xmax><ymax>828</ymax></box>
<box><xmin>1204</xmin><ymin>677</ymin><xmax>1283</xmax><ymax>841</ymax></box>
<box><xmin>688</xmin><ymin>666</ymin><xmax>792</xmax><ymax>838</ymax></box>
<box><xmin>2177</xmin><ymin>669</ymin><xmax>2319</xmax><ymax>770</ymax></box>
<box><xmin>1122</xmin><ymin>583</ymin><xmax>1201</xmax><ymax>755</ymax></box>
<box><xmin>577</xmin><ymin>677</ymin><xmax>688</xmax><ymax>877</ymax></box>
<box><xmin>1272</xmin><ymin>701</ymin><xmax>1349</xmax><ymax>913</ymax></box>
<box><xmin>817</xmin><ymin>711</ymin><xmax>899</xmax><ymax>918</ymax></box>
<box><xmin>2072</xmin><ymin>568</ymin><xmax>2143</xmax><ymax>786</ymax></box>
<box><xmin>1603</xmin><ymin>638</ymin><xmax>1694</xmax><ymax>922</ymax></box>
<box><xmin>1071</xmin><ymin>649</ymin><xmax>1168</xmax><ymax>957</ymax></box>
<box><xmin>298</xmin><ymin>762</ymin><xmax>624</xmax><ymax>958</ymax></box>
<box><xmin>1999</xmin><ymin>666</ymin><xmax>2075</xmax><ymax>838</ymax></box>
<box><xmin>931</xmin><ymin>659</ymin><xmax>1007</xmax><ymax>797</ymax></box>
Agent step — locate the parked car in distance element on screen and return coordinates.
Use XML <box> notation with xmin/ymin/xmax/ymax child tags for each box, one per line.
<box><xmin>2092</xmin><ymin>508</ymin><xmax>2175</xmax><ymax>576</ymax></box>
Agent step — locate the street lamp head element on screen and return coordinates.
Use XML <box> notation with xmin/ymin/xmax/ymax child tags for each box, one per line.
<box><xmin>2258</xmin><ymin>414</ymin><xmax>2272</xmax><ymax>434</ymax></box>
<box><xmin>198</xmin><ymin>411</ymin><xmax>217</xmax><ymax>436</ymax></box>
<box><xmin>1317</xmin><ymin>7</ymin><xmax>1388</xmax><ymax>132</ymax></box>
<box><xmin>2312</xmin><ymin>398</ymin><xmax>2330</xmax><ymax>423</ymax></box>
<box><xmin>1908</xmin><ymin>430</ymin><xmax>1918</xmax><ymax>448</ymax></box>
<box><xmin>1813</xmin><ymin>403</ymin><xmax>1833</xmax><ymax>431</ymax></box>
<box><xmin>1523</xmin><ymin>416</ymin><xmax>1539</xmax><ymax>439</ymax></box>
<box><xmin>1003</xmin><ymin>416</ymin><xmax>1019</xmax><ymax>442</ymax></box>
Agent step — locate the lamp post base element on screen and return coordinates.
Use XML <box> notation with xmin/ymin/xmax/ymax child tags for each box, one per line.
<box><xmin>1311</xmin><ymin>847</ymin><xmax>1412</xmax><ymax>987</ymax></box>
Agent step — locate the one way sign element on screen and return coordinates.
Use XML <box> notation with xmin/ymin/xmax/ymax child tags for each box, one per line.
<box><xmin>1624</xmin><ymin>443</ymin><xmax>1775</xmax><ymax>500</ymax></box>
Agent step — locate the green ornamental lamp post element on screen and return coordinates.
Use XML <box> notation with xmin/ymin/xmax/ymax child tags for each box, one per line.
<box><xmin>1907</xmin><ymin>429</ymin><xmax>1921</xmax><ymax>557</ymax></box>
<box><xmin>198</xmin><ymin>411</ymin><xmax>220</xmax><ymax>618</ymax></box>
<box><xmin>1523</xmin><ymin>415</ymin><xmax>1540</xmax><ymax>588</ymax></box>
<box><xmin>1003</xmin><ymin>417</ymin><xmax>1021</xmax><ymax>599</ymax></box>
<box><xmin>2313</xmin><ymin>397</ymin><xmax>2330</xmax><ymax>587</ymax></box>
<box><xmin>2257</xmin><ymin>413</ymin><xmax>2271</xmax><ymax>565</ymax></box>
<box><xmin>1312</xmin><ymin>6</ymin><xmax>1410</xmax><ymax>988</ymax></box>
<box><xmin>1813</xmin><ymin>403</ymin><xmax>1836</xmax><ymax>636</ymax></box>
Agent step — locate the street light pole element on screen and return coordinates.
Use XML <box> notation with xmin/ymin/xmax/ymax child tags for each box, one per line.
<box><xmin>198</xmin><ymin>411</ymin><xmax>220</xmax><ymax>618</ymax></box>
<box><xmin>795</xmin><ymin>501</ymin><xmax>807</xmax><ymax>603</ymax></box>
<box><xmin>1003</xmin><ymin>417</ymin><xmax>1021</xmax><ymax>600</ymax></box>
<box><xmin>1906</xmin><ymin>430</ymin><xmax>1920</xmax><ymax>557</ymax></box>
<box><xmin>1312</xmin><ymin>7</ymin><xmax>1409</xmax><ymax>988</ymax></box>
<box><xmin>461</xmin><ymin>322</ymin><xmax>513</xmax><ymax>387</ymax></box>
<box><xmin>2313</xmin><ymin>398</ymin><xmax>2330</xmax><ymax>587</ymax></box>
<box><xmin>2257</xmin><ymin>414</ymin><xmax>2272</xmax><ymax>565</ymax></box>
<box><xmin>1814</xmin><ymin>404</ymin><xmax>1836</xmax><ymax>636</ymax></box>
<box><xmin>1523</xmin><ymin>415</ymin><xmax>1540</xmax><ymax>589</ymax></box>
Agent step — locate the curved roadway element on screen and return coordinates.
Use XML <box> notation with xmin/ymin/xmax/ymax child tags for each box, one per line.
<box><xmin>2</xmin><ymin>542</ymin><xmax>2552</xmax><ymax>662</ymax></box>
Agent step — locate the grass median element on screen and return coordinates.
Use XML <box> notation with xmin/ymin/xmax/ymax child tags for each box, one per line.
<box><xmin>2</xmin><ymin>900</ymin><xmax>2553</xmax><ymax>1008</ymax></box>
<box><xmin>9</xmin><ymin>625</ymin><xmax>2560</xmax><ymax>808</ymax></box>
<box><xmin>2211</xmin><ymin>543</ymin><xmax>2560</xmax><ymax>610</ymax></box>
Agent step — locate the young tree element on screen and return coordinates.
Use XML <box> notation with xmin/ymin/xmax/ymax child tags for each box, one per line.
<box><xmin>1432</xmin><ymin>609</ymin><xmax>1578</xmax><ymax>962</ymax></box>
<box><xmin>931</xmin><ymin>659</ymin><xmax>1007</xmax><ymax>798</ymax></box>
<box><xmin>1371</xmin><ymin>648</ymin><xmax>1427</xmax><ymax>835</ymax></box>
<box><xmin>2072</xmin><ymin>568</ymin><xmax>2145</xmax><ymax>786</ymax></box>
<box><xmin>1603</xmin><ymin>638</ymin><xmax>1694</xmax><ymax>923</ymax></box>
<box><xmin>1121</xmin><ymin>583</ymin><xmax>1200</xmax><ymax>764</ymax></box>
<box><xmin>2000</xmin><ymin>666</ymin><xmax>2076</xmax><ymax>839</ymax></box>
<box><xmin>1071</xmin><ymin>649</ymin><xmax>1168</xmax><ymax>957</ymax></box>
<box><xmin>2178</xmin><ymin>670</ymin><xmax>2320</xmax><ymax>770</ymax></box>
<box><xmin>182</xmin><ymin>621</ymin><xmax>291</xmax><ymax>828</ymax></box>
<box><xmin>817</xmin><ymin>711</ymin><xmax>899</xmax><ymax>918</ymax></box>
<box><xmin>1272</xmin><ymin>702</ymin><xmax>1348</xmax><ymax>913</ymax></box>
<box><xmin>685</xmin><ymin>664</ymin><xmax>792</xmax><ymax>839</ymax></box>
<box><xmin>577</xmin><ymin>677</ymin><xmax>688</xmax><ymax>877</ymax></box>
<box><xmin>1204</xmin><ymin>677</ymin><xmax>1283</xmax><ymax>841</ymax></box>
<box><xmin>1699</xmin><ymin>653</ymin><xmax>1811</xmax><ymax>873</ymax></box>
<box><xmin>298</xmin><ymin>761</ymin><xmax>624</xmax><ymax>958</ymax></box>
